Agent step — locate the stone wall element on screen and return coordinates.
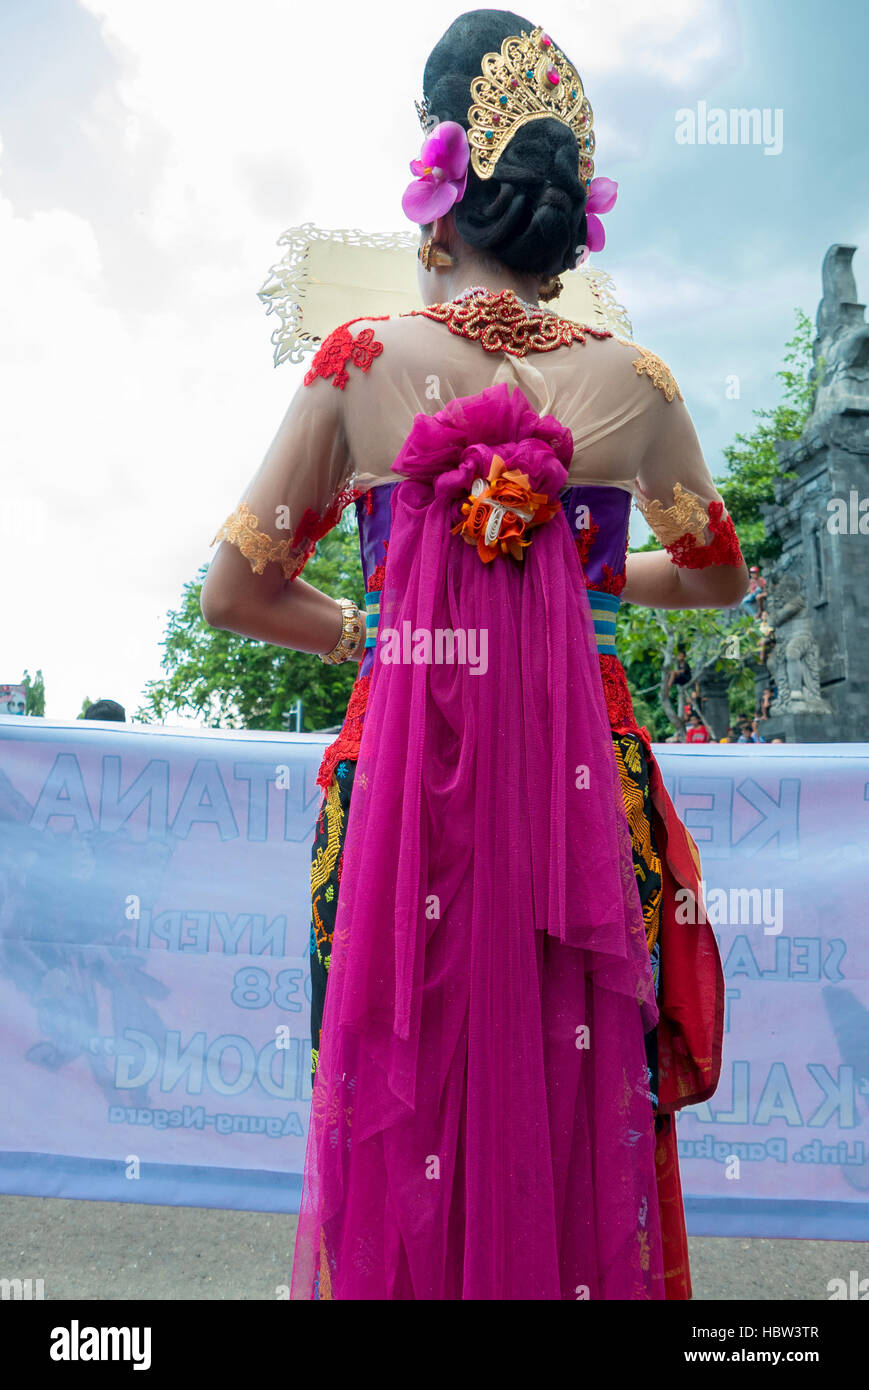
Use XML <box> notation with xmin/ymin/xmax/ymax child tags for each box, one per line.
<box><xmin>758</xmin><ymin>245</ymin><xmax>869</xmax><ymax>742</ymax></box>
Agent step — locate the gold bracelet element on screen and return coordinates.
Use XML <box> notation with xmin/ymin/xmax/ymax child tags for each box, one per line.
<box><xmin>320</xmin><ymin>597</ymin><xmax>365</xmax><ymax>665</ymax></box>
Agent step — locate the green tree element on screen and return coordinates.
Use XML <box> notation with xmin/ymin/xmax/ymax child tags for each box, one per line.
<box><xmin>619</xmin><ymin>308</ymin><xmax>820</xmax><ymax>738</ymax></box>
<box><xmin>617</xmin><ymin>605</ymin><xmax>758</xmax><ymax>741</ymax></box>
<box><xmin>716</xmin><ymin>307</ymin><xmax>819</xmax><ymax>568</ymax></box>
<box><xmin>22</xmin><ymin>668</ymin><xmax>45</xmax><ymax>716</ymax></box>
<box><xmin>135</xmin><ymin>515</ymin><xmax>364</xmax><ymax>730</ymax></box>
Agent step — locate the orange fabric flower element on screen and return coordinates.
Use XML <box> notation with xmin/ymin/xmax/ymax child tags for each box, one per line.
<box><xmin>451</xmin><ymin>454</ymin><xmax>560</xmax><ymax>563</ymax></box>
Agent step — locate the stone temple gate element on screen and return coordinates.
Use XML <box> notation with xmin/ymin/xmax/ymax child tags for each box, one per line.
<box><xmin>755</xmin><ymin>243</ymin><xmax>869</xmax><ymax>742</ymax></box>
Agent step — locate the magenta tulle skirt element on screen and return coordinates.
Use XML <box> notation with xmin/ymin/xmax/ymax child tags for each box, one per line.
<box><xmin>290</xmin><ymin>384</ymin><xmax>664</xmax><ymax>1299</ymax></box>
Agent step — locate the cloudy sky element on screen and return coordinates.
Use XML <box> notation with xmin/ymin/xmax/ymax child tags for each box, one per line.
<box><xmin>2</xmin><ymin>0</ymin><xmax>868</xmax><ymax>722</ymax></box>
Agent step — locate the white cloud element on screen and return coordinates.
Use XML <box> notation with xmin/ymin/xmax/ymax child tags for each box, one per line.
<box><xmin>0</xmin><ymin>111</ymin><xmax>291</xmax><ymax>723</ymax></box>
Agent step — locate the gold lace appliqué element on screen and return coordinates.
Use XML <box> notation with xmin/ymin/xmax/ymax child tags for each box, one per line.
<box><xmin>617</xmin><ymin>338</ymin><xmax>683</xmax><ymax>402</ymax></box>
<box><xmin>634</xmin><ymin>482</ymin><xmax>710</xmax><ymax>547</ymax></box>
<box><xmin>210</xmin><ymin>501</ymin><xmax>306</xmax><ymax>580</ymax></box>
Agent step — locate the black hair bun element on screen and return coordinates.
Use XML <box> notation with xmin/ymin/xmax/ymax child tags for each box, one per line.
<box><xmin>422</xmin><ymin>9</ymin><xmax>589</xmax><ymax>276</ymax></box>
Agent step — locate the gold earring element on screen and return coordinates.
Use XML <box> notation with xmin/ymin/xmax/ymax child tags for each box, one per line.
<box><xmin>538</xmin><ymin>275</ymin><xmax>563</xmax><ymax>302</ymax></box>
<box><xmin>418</xmin><ymin>235</ymin><xmax>455</xmax><ymax>271</ymax></box>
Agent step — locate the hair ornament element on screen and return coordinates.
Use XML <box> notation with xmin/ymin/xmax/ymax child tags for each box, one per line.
<box><xmin>575</xmin><ymin>177</ymin><xmax>618</xmax><ymax>262</ymax></box>
<box><xmin>414</xmin><ymin>96</ymin><xmax>438</xmax><ymax>135</ymax></box>
<box><xmin>410</xmin><ymin>24</ymin><xmax>617</xmax><ymax>260</ymax></box>
<box><xmin>466</xmin><ymin>25</ymin><xmax>595</xmax><ymax>185</ymax></box>
<box><xmin>402</xmin><ymin>120</ymin><xmax>470</xmax><ymax>223</ymax></box>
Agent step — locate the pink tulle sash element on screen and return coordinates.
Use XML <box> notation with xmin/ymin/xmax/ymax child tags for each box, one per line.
<box><xmin>291</xmin><ymin>383</ymin><xmax>663</xmax><ymax>1299</ymax></box>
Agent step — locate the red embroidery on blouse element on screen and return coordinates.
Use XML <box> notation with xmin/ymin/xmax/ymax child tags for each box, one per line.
<box><xmin>366</xmin><ymin>540</ymin><xmax>389</xmax><ymax>594</ymax></box>
<box><xmin>364</xmin><ymin>488</ymin><xmax>374</xmax><ymax>515</ymax></box>
<box><xmin>303</xmin><ymin>317</ymin><xmax>388</xmax><ymax>390</ymax></box>
<box><xmin>575</xmin><ymin>515</ymin><xmax>599</xmax><ymax>567</ymax></box>
<box><xmin>285</xmin><ymin>483</ymin><xmax>363</xmax><ymax>582</ymax></box>
<box><xmin>405</xmin><ymin>290</ymin><xmax>612</xmax><ymax>357</ymax></box>
<box><xmin>596</xmin><ymin>563</ymin><xmax>627</xmax><ymax>596</ymax></box>
<box><xmin>665</xmin><ymin>504</ymin><xmax>743</xmax><ymax>569</ymax></box>
<box><xmin>598</xmin><ymin>655</ymin><xmax>653</xmax><ymax>755</ymax></box>
<box><xmin>316</xmin><ymin>673</ymin><xmax>372</xmax><ymax>790</ymax></box>
<box><xmin>578</xmin><ymin>519</ymin><xmax>628</xmax><ymax>593</ymax></box>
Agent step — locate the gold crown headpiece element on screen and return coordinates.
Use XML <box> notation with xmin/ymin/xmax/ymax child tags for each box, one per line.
<box><xmin>416</xmin><ymin>25</ymin><xmax>595</xmax><ymax>188</ymax></box>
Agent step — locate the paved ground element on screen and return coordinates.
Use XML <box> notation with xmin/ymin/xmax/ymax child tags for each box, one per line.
<box><xmin>1</xmin><ymin>1195</ymin><xmax>865</xmax><ymax>1300</ymax></box>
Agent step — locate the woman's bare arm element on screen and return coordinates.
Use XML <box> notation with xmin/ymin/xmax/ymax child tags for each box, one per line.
<box><xmin>623</xmin><ymin>358</ymin><xmax>751</xmax><ymax>611</ymax></box>
<box><xmin>199</xmin><ymin>370</ymin><xmax>365</xmax><ymax>660</ymax></box>
<box><xmin>201</xmin><ymin>546</ymin><xmax>365</xmax><ymax>660</ymax></box>
<box><xmin>621</xmin><ymin>548</ymin><xmax>749</xmax><ymax>609</ymax></box>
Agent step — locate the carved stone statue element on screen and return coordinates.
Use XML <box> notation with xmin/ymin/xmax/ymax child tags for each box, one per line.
<box><xmin>758</xmin><ymin>243</ymin><xmax>869</xmax><ymax>741</ymax></box>
<box><xmin>810</xmin><ymin>245</ymin><xmax>869</xmax><ymax>424</ymax></box>
<box><xmin>765</xmin><ymin>575</ymin><xmax>831</xmax><ymax>714</ymax></box>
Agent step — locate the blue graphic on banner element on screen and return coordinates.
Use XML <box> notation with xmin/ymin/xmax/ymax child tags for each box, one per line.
<box><xmin>0</xmin><ymin>719</ymin><xmax>866</xmax><ymax>1239</ymax></box>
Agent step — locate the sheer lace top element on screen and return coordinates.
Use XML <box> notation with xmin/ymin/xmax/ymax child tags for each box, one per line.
<box><xmin>212</xmin><ymin>306</ymin><xmax>729</xmax><ymax>580</ymax></box>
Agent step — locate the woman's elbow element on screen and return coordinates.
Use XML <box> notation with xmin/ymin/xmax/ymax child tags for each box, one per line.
<box><xmin>200</xmin><ymin>580</ymin><xmax>232</xmax><ymax>630</ymax></box>
<box><xmin>716</xmin><ymin>561</ymin><xmax>751</xmax><ymax>608</ymax></box>
<box><xmin>678</xmin><ymin>558</ymin><xmax>750</xmax><ymax>609</ymax></box>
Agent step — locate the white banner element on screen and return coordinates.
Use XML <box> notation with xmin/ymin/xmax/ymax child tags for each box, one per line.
<box><xmin>0</xmin><ymin>717</ymin><xmax>866</xmax><ymax>1238</ymax></box>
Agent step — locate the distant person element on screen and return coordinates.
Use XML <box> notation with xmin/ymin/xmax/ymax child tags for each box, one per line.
<box><xmin>741</xmin><ymin>565</ymin><xmax>767</xmax><ymax>615</ymax></box>
<box><xmin>758</xmin><ymin>613</ymin><xmax>774</xmax><ymax>665</ymax></box>
<box><xmin>667</xmin><ymin>648</ymin><xmax>692</xmax><ymax>693</ymax></box>
<box><xmin>83</xmin><ymin>699</ymin><xmax>126</xmax><ymax>722</ymax></box>
<box><xmin>685</xmin><ymin>714</ymin><xmax>710</xmax><ymax>744</ymax></box>
<box><xmin>0</xmin><ymin>688</ymin><xmax>27</xmax><ymax>715</ymax></box>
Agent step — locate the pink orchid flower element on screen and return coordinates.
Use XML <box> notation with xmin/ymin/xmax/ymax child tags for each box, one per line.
<box><xmin>577</xmin><ymin>177</ymin><xmax>618</xmax><ymax>263</ymax></box>
<box><xmin>401</xmin><ymin>121</ymin><xmax>470</xmax><ymax>223</ymax></box>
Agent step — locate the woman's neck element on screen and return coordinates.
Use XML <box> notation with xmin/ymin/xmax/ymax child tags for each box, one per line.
<box><xmin>434</xmin><ymin>262</ymin><xmax>544</xmax><ymax>307</ymax></box>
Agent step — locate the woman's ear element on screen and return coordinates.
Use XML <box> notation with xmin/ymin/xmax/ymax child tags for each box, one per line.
<box><xmin>433</xmin><ymin>211</ymin><xmax>456</xmax><ymax>252</ymax></box>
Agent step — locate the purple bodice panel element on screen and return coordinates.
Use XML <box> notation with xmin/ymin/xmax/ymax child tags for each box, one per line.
<box><xmin>355</xmin><ymin>481</ymin><xmax>631</xmax><ymax>675</ymax></box>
